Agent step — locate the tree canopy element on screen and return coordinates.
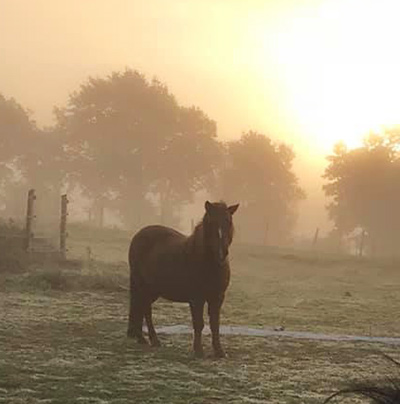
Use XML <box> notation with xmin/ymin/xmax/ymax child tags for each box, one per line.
<box><xmin>0</xmin><ymin>94</ymin><xmax>36</xmax><ymax>218</ymax></box>
<box><xmin>1</xmin><ymin>70</ymin><xmax>306</xmax><ymax>242</ymax></box>
<box><xmin>218</xmin><ymin>131</ymin><xmax>305</xmax><ymax>244</ymax></box>
<box><xmin>56</xmin><ymin>69</ymin><xmax>221</xmax><ymax>228</ymax></box>
<box><xmin>0</xmin><ymin>94</ymin><xmax>36</xmax><ymax>179</ymax></box>
<box><xmin>0</xmin><ymin>94</ymin><xmax>66</xmax><ymax>224</ymax></box>
<box><xmin>323</xmin><ymin>128</ymin><xmax>400</xmax><ymax>256</ymax></box>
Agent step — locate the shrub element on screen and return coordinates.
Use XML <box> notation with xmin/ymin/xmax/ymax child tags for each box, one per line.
<box><xmin>325</xmin><ymin>355</ymin><xmax>400</xmax><ymax>403</ymax></box>
<box><xmin>0</xmin><ymin>219</ymin><xmax>28</xmax><ymax>273</ymax></box>
<box><xmin>15</xmin><ymin>260</ymin><xmax>128</xmax><ymax>292</ymax></box>
<box><xmin>26</xmin><ymin>267</ymin><xmax>71</xmax><ymax>290</ymax></box>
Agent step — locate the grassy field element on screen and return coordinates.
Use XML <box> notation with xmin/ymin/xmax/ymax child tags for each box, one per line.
<box><xmin>1</xmin><ymin>225</ymin><xmax>400</xmax><ymax>403</ymax></box>
<box><xmin>66</xmin><ymin>225</ymin><xmax>400</xmax><ymax>336</ymax></box>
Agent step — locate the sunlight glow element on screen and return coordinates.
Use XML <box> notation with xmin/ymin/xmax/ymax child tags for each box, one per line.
<box><xmin>250</xmin><ymin>0</ymin><xmax>400</xmax><ymax>154</ymax></box>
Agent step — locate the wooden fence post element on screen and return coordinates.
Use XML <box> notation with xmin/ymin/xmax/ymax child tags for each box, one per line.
<box><xmin>98</xmin><ymin>201</ymin><xmax>104</xmax><ymax>228</ymax></box>
<box><xmin>312</xmin><ymin>227</ymin><xmax>320</xmax><ymax>248</ymax></box>
<box><xmin>359</xmin><ymin>229</ymin><xmax>366</xmax><ymax>257</ymax></box>
<box><xmin>264</xmin><ymin>221</ymin><xmax>269</xmax><ymax>246</ymax></box>
<box><xmin>60</xmin><ymin>194</ymin><xmax>68</xmax><ymax>260</ymax></box>
<box><xmin>24</xmin><ymin>189</ymin><xmax>36</xmax><ymax>251</ymax></box>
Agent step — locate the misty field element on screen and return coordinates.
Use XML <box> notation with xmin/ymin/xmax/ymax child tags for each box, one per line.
<box><xmin>1</xmin><ymin>227</ymin><xmax>400</xmax><ymax>403</ymax></box>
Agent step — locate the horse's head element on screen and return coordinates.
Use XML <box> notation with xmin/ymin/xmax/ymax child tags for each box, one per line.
<box><xmin>203</xmin><ymin>201</ymin><xmax>239</xmax><ymax>262</ymax></box>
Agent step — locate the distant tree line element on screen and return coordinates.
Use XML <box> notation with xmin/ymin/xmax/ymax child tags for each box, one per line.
<box><xmin>323</xmin><ymin>128</ymin><xmax>400</xmax><ymax>256</ymax></box>
<box><xmin>0</xmin><ymin>68</ymin><xmax>304</xmax><ymax>244</ymax></box>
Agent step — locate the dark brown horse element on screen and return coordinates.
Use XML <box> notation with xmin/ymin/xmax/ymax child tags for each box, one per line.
<box><xmin>127</xmin><ymin>201</ymin><xmax>239</xmax><ymax>357</ymax></box>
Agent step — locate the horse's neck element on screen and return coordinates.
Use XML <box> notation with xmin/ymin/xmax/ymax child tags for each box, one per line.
<box><xmin>184</xmin><ymin>223</ymin><xmax>204</xmax><ymax>260</ymax></box>
<box><xmin>188</xmin><ymin>222</ymin><xmax>226</xmax><ymax>268</ymax></box>
<box><xmin>187</xmin><ymin>223</ymin><xmax>204</xmax><ymax>257</ymax></box>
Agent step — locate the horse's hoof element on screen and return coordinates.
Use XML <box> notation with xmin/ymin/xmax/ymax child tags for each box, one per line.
<box><xmin>214</xmin><ymin>349</ymin><xmax>226</xmax><ymax>358</ymax></box>
<box><xmin>136</xmin><ymin>336</ymin><xmax>149</xmax><ymax>345</ymax></box>
<box><xmin>150</xmin><ymin>339</ymin><xmax>161</xmax><ymax>347</ymax></box>
<box><xmin>193</xmin><ymin>349</ymin><xmax>204</xmax><ymax>359</ymax></box>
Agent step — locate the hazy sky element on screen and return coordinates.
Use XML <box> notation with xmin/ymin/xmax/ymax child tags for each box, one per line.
<box><xmin>1</xmin><ymin>0</ymin><xmax>311</xmax><ymax>142</ymax></box>
<box><xmin>2</xmin><ymin>0</ymin><xmax>400</xmax><ymax>234</ymax></box>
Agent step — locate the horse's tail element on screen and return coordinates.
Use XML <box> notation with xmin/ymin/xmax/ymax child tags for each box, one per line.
<box><xmin>128</xmin><ymin>237</ymin><xmax>143</xmax><ymax>288</ymax></box>
<box><xmin>127</xmin><ymin>238</ymin><xmax>139</xmax><ymax>337</ymax></box>
<box><xmin>128</xmin><ymin>240</ymin><xmax>136</xmax><ymax>286</ymax></box>
<box><xmin>127</xmin><ymin>232</ymin><xmax>151</xmax><ymax>337</ymax></box>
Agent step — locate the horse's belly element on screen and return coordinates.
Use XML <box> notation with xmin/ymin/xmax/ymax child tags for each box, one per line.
<box><xmin>139</xmin><ymin>258</ymin><xmax>195</xmax><ymax>296</ymax></box>
<box><xmin>159</xmin><ymin>292</ymin><xmax>192</xmax><ymax>303</ymax></box>
<box><xmin>152</xmin><ymin>272</ymin><xmax>203</xmax><ymax>303</ymax></box>
<box><xmin>136</xmin><ymin>241</ymin><xmax>229</xmax><ymax>302</ymax></box>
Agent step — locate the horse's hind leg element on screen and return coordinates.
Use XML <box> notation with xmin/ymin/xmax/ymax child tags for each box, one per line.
<box><xmin>132</xmin><ymin>301</ymin><xmax>148</xmax><ymax>344</ymax></box>
<box><xmin>127</xmin><ymin>283</ymin><xmax>136</xmax><ymax>338</ymax></box>
<box><xmin>145</xmin><ymin>304</ymin><xmax>160</xmax><ymax>347</ymax></box>
<box><xmin>127</xmin><ymin>281</ymin><xmax>148</xmax><ymax>344</ymax></box>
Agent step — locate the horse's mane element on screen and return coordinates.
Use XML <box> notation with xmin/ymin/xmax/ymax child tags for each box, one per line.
<box><xmin>185</xmin><ymin>221</ymin><xmax>205</xmax><ymax>261</ymax></box>
<box><xmin>185</xmin><ymin>201</ymin><xmax>234</xmax><ymax>262</ymax></box>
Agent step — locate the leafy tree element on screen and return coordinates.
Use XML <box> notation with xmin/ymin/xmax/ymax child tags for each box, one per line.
<box><xmin>56</xmin><ymin>69</ymin><xmax>221</xmax><ymax>228</ymax></box>
<box><xmin>55</xmin><ymin>70</ymin><xmax>166</xmax><ymax>226</ymax></box>
<box><xmin>0</xmin><ymin>94</ymin><xmax>37</xmax><ymax>218</ymax></box>
<box><xmin>0</xmin><ymin>94</ymin><xmax>36</xmax><ymax>161</ymax></box>
<box><xmin>0</xmin><ymin>94</ymin><xmax>65</xmax><ymax>225</ymax></box>
<box><xmin>323</xmin><ymin>128</ymin><xmax>400</xmax><ymax>256</ymax></box>
<box><xmin>218</xmin><ymin>131</ymin><xmax>305</xmax><ymax>244</ymax></box>
<box><xmin>151</xmin><ymin>106</ymin><xmax>223</xmax><ymax>225</ymax></box>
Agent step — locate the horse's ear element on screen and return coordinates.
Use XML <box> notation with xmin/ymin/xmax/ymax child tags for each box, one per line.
<box><xmin>205</xmin><ymin>201</ymin><xmax>213</xmax><ymax>213</ymax></box>
<box><xmin>228</xmin><ymin>204</ymin><xmax>239</xmax><ymax>215</ymax></box>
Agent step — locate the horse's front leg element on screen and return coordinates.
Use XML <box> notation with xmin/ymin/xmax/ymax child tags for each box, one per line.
<box><xmin>189</xmin><ymin>300</ymin><xmax>205</xmax><ymax>358</ymax></box>
<box><xmin>208</xmin><ymin>296</ymin><xmax>225</xmax><ymax>358</ymax></box>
